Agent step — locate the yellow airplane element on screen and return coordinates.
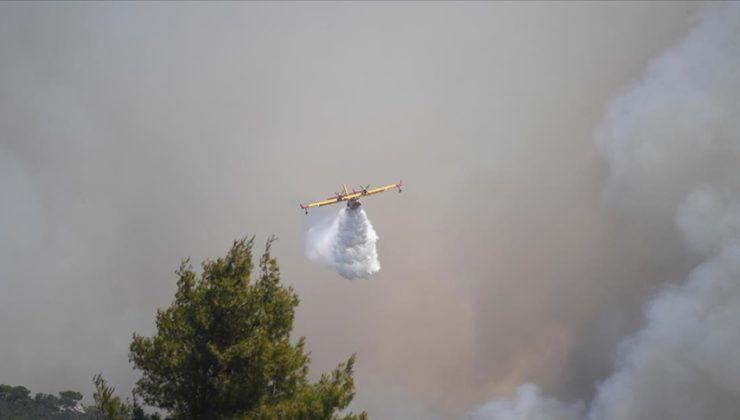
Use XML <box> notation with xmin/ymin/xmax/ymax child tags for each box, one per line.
<box><xmin>300</xmin><ymin>181</ymin><xmax>402</xmax><ymax>214</ymax></box>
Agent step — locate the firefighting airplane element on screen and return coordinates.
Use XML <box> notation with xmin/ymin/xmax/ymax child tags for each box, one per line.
<box><xmin>300</xmin><ymin>181</ymin><xmax>402</xmax><ymax>214</ymax></box>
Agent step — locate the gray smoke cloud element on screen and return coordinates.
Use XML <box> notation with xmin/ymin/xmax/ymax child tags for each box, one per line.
<box><xmin>305</xmin><ymin>207</ymin><xmax>380</xmax><ymax>279</ymax></box>
<box><xmin>470</xmin><ymin>3</ymin><xmax>740</xmax><ymax>419</ymax></box>
<box><xmin>0</xmin><ymin>3</ymin><xmax>709</xmax><ymax>418</ymax></box>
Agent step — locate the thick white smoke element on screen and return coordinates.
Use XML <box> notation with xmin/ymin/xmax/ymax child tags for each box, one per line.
<box><xmin>471</xmin><ymin>4</ymin><xmax>740</xmax><ymax>420</ymax></box>
<box><xmin>305</xmin><ymin>207</ymin><xmax>381</xmax><ymax>279</ymax></box>
<box><xmin>470</xmin><ymin>384</ymin><xmax>585</xmax><ymax>420</ymax></box>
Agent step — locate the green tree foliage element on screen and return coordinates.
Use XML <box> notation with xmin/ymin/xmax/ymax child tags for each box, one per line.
<box><xmin>129</xmin><ymin>237</ymin><xmax>366</xmax><ymax>420</ymax></box>
<box><xmin>92</xmin><ymin>374</ymin><xmax>129</xmax><ymax>420</ymax></box>
<box><xmin>0</xmin><ymin>384</ymin><xmax>94</xmax><ymax>419</ymax></box>
<box><xmin>91</xmin><ymin>374</ymin><xmax>159</xmax><ymax>420</ymax></box>
<box><xmin>59</xmin><ymin>391</ymin><xmax>84</xmax><ymax>409</ymax></box>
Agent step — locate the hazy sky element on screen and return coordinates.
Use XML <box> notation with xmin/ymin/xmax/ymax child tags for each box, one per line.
<box><xmin>0</xmin><ymin>2</ymin><xmax>706</xmax><ymax>418</ymax></box>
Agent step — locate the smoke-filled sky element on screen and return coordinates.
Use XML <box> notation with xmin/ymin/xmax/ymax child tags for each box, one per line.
<box><xmin>2</xmin><ymin>2</ymin><xmax>731</xmax><ymax>419</ymax></box>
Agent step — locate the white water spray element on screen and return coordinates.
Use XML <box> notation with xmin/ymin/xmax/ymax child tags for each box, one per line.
<box><xmin>305</xmin><ymin>207</ymin><xmax>381</xmax><ymax>279</ymax></box>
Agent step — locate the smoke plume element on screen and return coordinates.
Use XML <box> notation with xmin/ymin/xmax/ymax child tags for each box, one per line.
<box><xmin>471</xmin><ymin>3</ymin><xmax>740</xmax><ymax>420</ymax></box>
<box><xmin>305</xmin><ymin>207</ymin><xmax>381</xmax><ymax>279</ymax></box>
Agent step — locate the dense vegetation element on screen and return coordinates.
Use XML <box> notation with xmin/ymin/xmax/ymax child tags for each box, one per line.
<box><xmin>0</xmin><ymin>384</ymin><xmax>93</xmax><ymax>419</ymax></box>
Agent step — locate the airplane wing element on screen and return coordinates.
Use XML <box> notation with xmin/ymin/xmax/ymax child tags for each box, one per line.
<box><xmin>302</xmin><ymin>197</ymin><xmax>340</xmax><ymax>210</ymax></box>
<box><xmin>365</xmin><ymin>181</ymin><xmax>402</xmax><ymax>196</ymax></box>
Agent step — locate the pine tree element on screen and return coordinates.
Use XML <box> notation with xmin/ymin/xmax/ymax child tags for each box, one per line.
<box><xmin>129</xmin><ymin>237</ymin><xmax>366</xmax><ymax>420</ymax></box>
